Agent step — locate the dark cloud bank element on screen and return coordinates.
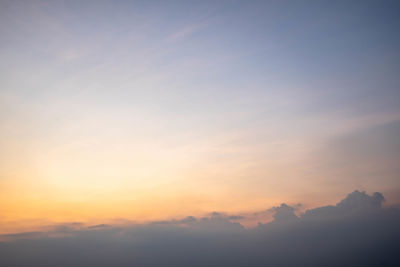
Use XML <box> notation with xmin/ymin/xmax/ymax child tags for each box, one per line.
<box><xmin>1</xmin><ymin>191</ymin><xmax>399</xmax><ymax>267</ymax></box>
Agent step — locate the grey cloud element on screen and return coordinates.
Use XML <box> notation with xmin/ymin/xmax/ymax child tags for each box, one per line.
<box><xmin>271</xmin><ymin>203</ymin><xmax>299</xmax><ymax>223</ymax></box>
<box><xmin>302</xmin><ymin>190</ymin><xmax>385</xmax><ymax>222</ymax></box>
<box><xmin>87</xmin><ymin>224</ymin><xmax>110</xmax><ymax>229</ymax></box>
<box><xmin>228</xmin><ymin>215</ymin><xmax>245</xmax><ymax>220</ymax></box>
<box><xmin>178</xmin><ymin>216</ymin><xmax>197</xmax><ymax>224</ymax></box>
<box><xmin>0</xmin><ymin>190</ymin><xmax>399</xmax><ymax>267</ymax></box>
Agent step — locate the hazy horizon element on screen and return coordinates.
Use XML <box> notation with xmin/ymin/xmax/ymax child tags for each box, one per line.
<box><xmin>1</xmin><ymin>190</ymin><xmax>399</xmax><ymax>266</ymax></box>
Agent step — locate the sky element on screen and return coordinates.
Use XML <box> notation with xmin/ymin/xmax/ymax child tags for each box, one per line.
<box><xmin>0</xmin><ymin>0</ymin><xmax>400</xmax><ymax>234</ymax></box>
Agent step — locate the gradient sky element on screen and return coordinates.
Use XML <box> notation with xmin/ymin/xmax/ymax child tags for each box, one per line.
<box><xmin>1</xmin><ymin>0</ymin><xmax>399</xmax><ymax>233</ymax></box>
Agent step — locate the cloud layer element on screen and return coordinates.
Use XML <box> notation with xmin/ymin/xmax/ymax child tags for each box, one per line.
<box><xmin>0</xmin><ymin>190</ymin><xmax>399</xmax><ymax>267</ymax></box>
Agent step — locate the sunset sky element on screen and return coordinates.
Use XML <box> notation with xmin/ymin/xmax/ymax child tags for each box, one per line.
<box><xmin>1</xmin><ymin>0</ymin><xmax>399</xmax><ymax>233</ymax></box>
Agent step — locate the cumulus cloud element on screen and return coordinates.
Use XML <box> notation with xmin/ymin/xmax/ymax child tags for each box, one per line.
<box><xmin>228</xmin><ymin>215</ymin><xmax>245</xmax><ymax>220</ymax></box>
<box><xmin>0</xmin><ymin>191</ymin><xmax>399</xmax><ymax>267</ymax></box>
<box><xmin>302</xmin><ymin>190</ymin><xmax>386</xmax><ymax>222</ymax></box>
<box><xmin>270</xmin><ymin>203</ymin><xmax>299</xmax><ymax>223</ymax></box>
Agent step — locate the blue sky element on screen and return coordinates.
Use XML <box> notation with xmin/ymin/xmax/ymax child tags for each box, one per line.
<box><xmin>0</xmin><ymin>0</ymin><xmax>399</xmax><ymax>228</ymax></box>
